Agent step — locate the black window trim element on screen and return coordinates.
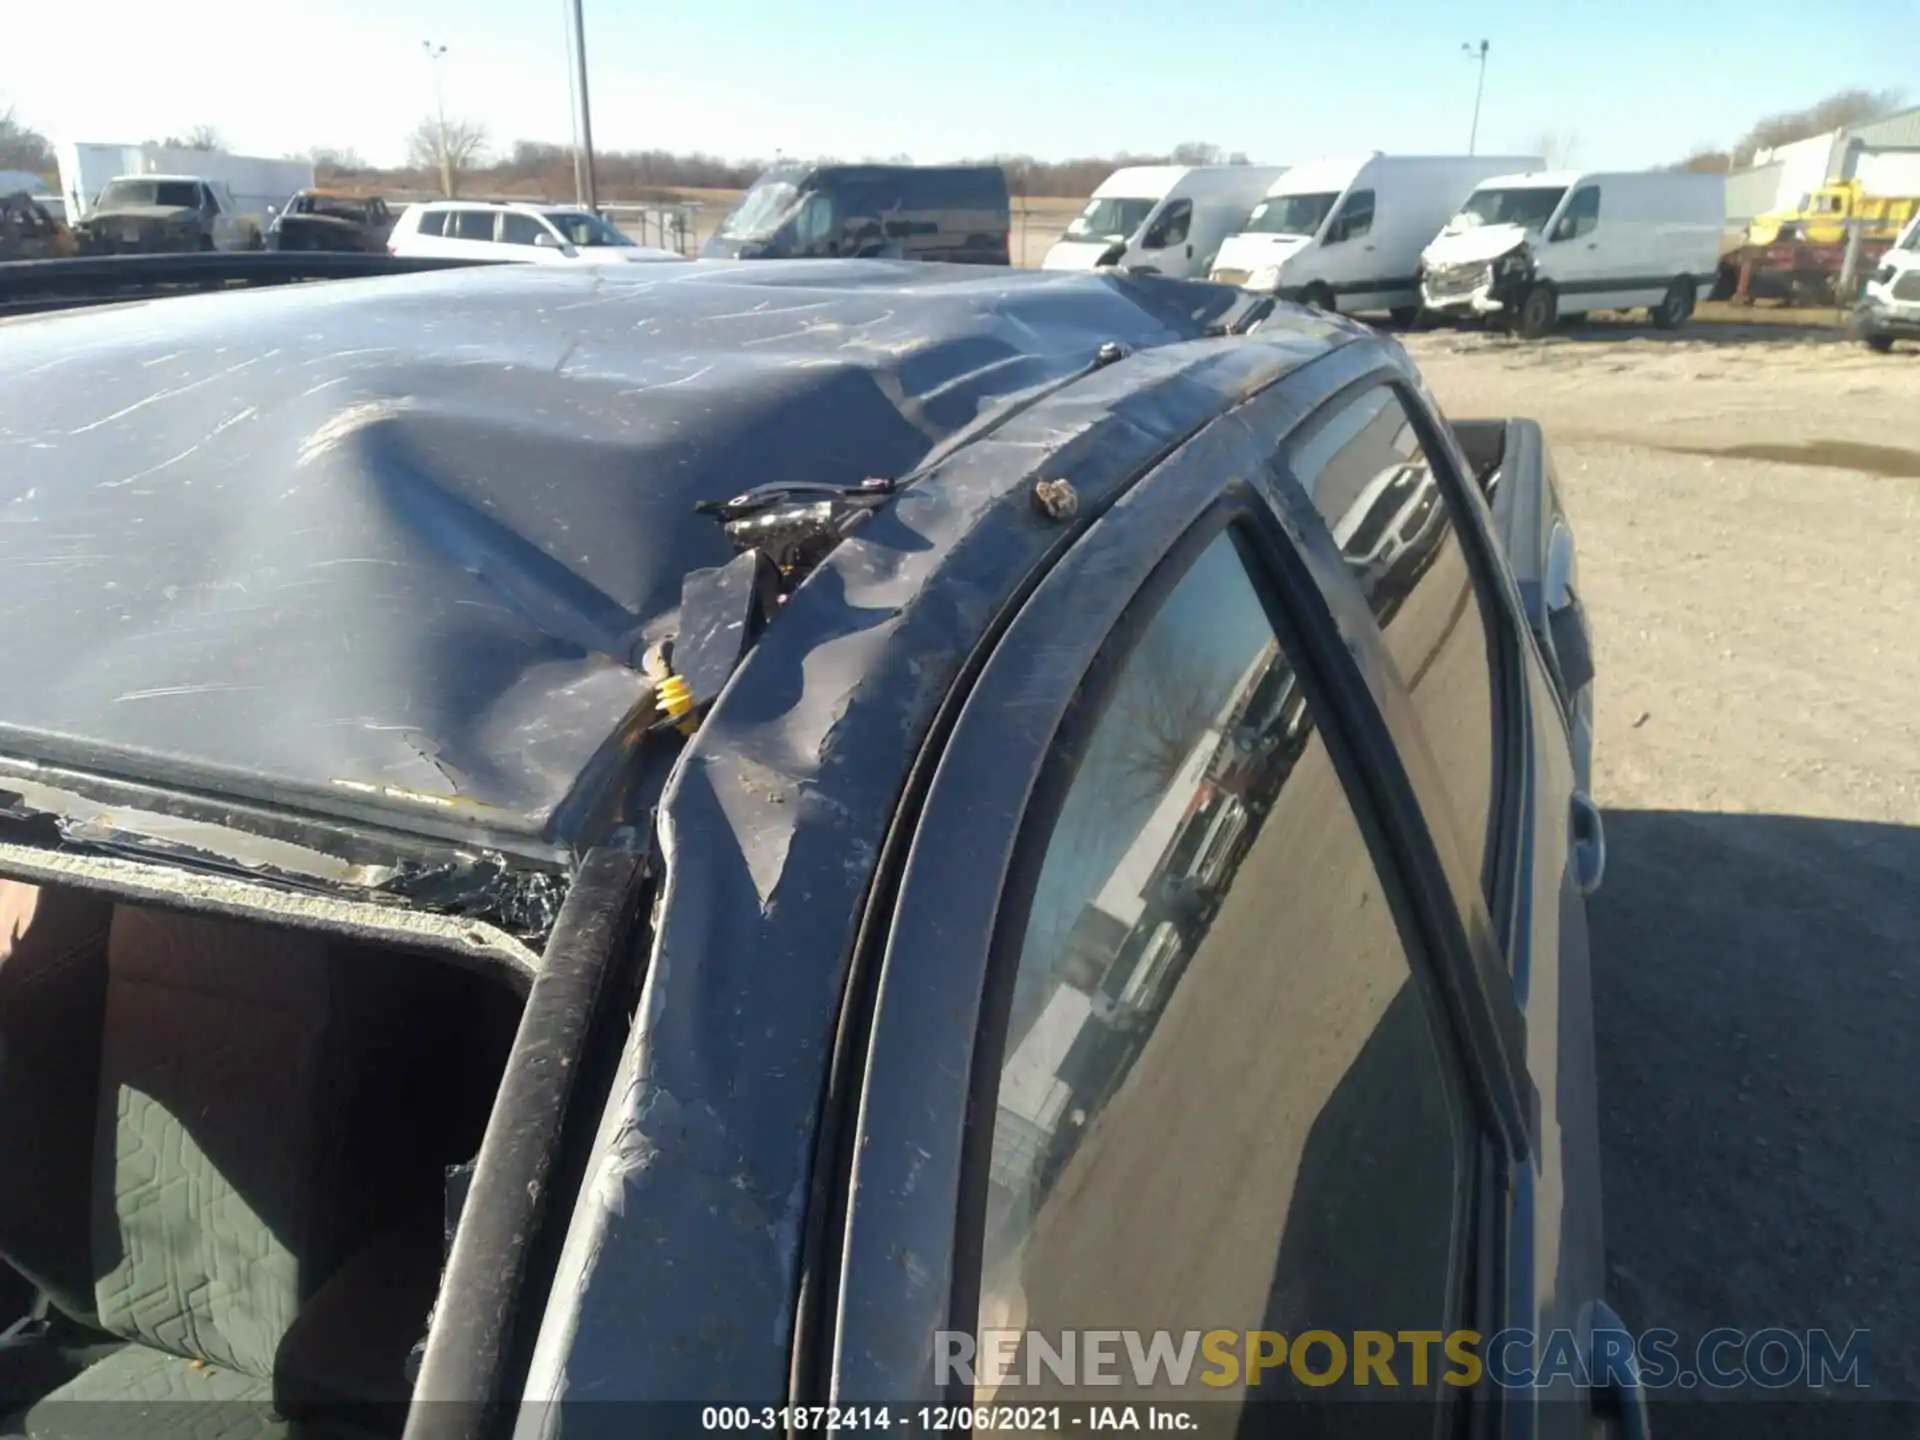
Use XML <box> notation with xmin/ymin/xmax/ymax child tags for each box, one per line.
<box><xmin>1202</xmin><ymin>347</ymin><xmax>1530</xmax><ymax>1102</ymax></box>
<box><xmin>945</xmin><ymin>507</ymin><xmax>1481</xmax><ymax>1434</ymax></box>
<box><xmin>1275</xmin><ymin>369</ymin><xmax>1532</xmax><ymax>961</ymax></box>
<box><xmin>816</xmin><ymin>393</ymin><xmax>1532</xmax><ymax>1413</ymax></box>
<box><xmin>1145</xmin><ymin>197</ymin><xmax>1193</xmax><ymax>248</ymax></box>
<box><xmin>1333</xmin><ymin>186</ymin><xmax>1376</xmax><ymax>240</ymax></box>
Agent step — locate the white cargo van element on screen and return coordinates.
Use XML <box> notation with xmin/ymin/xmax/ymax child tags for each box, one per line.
<box><xmin>1209</xmin><ymin>152</ymin><xmax>1541</xmax><ymax>319</ymax></box>
<box><xmin>1853</xmin><ymin>210</ymin><xmax>1920</xmax><ymax>352</ymax></box>
<box><xmin>1419</xmin><ymin>169</ymin><xmax>1726</xmax><ymax>337</ymax></box>
<box><xmin>1042</xmin><ymin>165</ymin><xmax>1285</xmax><ymax>279</ymax></box>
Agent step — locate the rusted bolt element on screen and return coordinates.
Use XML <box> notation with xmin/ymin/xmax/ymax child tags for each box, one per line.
<box><xmin>1032</xmin><ymin>477</ymin><xmax>1079</xmax><ymax>521</ymax></box>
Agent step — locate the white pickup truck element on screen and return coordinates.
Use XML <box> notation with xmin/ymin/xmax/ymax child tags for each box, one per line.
<box><xmin>75</xmin><ymin>175</ymin><xmax>263</xmax><ymax>254</ymax></box>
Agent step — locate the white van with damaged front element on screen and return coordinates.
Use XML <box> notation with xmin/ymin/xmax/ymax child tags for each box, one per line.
<box><xmin>1209</xmin><ymin>152</ymin><xmax>1540</xmax><ymax>320</ymax></box>
<box><xmin>1419</xmin><ymin>169</ymin><xmax>1725</xmax><ymax>338</ymax></box>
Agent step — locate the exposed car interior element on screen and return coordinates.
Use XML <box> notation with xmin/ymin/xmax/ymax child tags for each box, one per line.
<box><xmin>0</xmin><ymin>878</ymin><xmax>526</xmax><ymax>1438</ymax></box>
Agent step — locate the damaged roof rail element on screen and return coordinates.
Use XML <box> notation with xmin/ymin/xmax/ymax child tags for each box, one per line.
<box><xmin>654</xmin><ymin>339</ymin><xmax>1152</xmax><ymax>730</ymax></box>
<box><xmin>650</xmin><ymin>301</ymin><xmax>1298</xmax><ymax>736</ymax></box>
<box><xmin>0</xmin><ymin>251</ymin><xmax>498</xmax><ymax>318</ymax></box>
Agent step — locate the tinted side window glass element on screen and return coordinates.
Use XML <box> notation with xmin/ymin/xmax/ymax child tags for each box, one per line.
<box><xmin>1333</xmin><ymin>188</ymin><xmax>1375</xmax><ymax>240</ymax></box>
<box><xmin>499</xmin><ymin>213</ymin><xmax>544</xmax><ymax>245</ymax></box>
<box><xmin>795</xmin><ymin>194</ymin><xmax>835</xmax><ymax>247</ymax></box>
<box><xmin>452</xmin><ymin>209</ymin><xmax>496</xmax><ymax>242</ymax></box>
<box><xmin>970</xmin><ymin>528</ymin><xmax>1469</xmax><ymax>1417</ymax></box>
<box><xmin>1557</xmin><ymin>186</ymin><xmax>1600</xmax><ymax>239</ymax></box>
<box><xmin>887</xmin><ymin>173</ymin><xmax>942</xmax><ymax>237</ymax></box>
<box><xmin>416</xmin><ymin>210</ymin><xmax>447</xmax><ymax>237</ymax></box>
<box><xmin>1147</xmin><ymin>199</ymin><xmax>1192</xmax><ymax>247</ymax></box>
<box><xmin>1287</xmin><ymin>388</ymin><xmax>1498</xmax><ymax>884</ymax></box>
<box><xmin>902</xmin><ymin>172</ymin><xmax>932</xmax><ymax>211</ymax></box>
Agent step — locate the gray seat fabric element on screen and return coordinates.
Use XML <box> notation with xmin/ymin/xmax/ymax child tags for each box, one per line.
<box><xmin>89</xmin><ymin>906</ymin><xmax>351</xmax><ymax>1375</ymax></box>
<box><xmin>10</xmin><ymin>1344</ymin><xmax>277</xmax><ymax>1440</ymax></box>
<box><xmin>17</xmin><ymin>906</ymin><xmax>368</xmax><ymax>1436</ymax></box>
<box><xmin>0</xmin><ymin>895</ymin><xmax>500</xmax><ymax>1437</ymax></box>
<box><xmin>0</xmin><ymin>882</ymin><xmax>113</xmax><ymax>1325</ymax></box>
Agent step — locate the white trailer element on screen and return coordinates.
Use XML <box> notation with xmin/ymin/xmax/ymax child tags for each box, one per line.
<box><xmin>56</xmin><ymin>142</ymin><xmax>313</xmax><ymax>230</ymax></box>
<box><xmin>1852</xmin><ymin>150</ymin><xmax>1920</xmax><ymax>200</ymax></box>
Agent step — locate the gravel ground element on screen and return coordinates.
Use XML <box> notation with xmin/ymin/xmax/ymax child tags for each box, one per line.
<box><xmin>1407</xmin><ymin>317</ymin><xmax>1920</xmax><ymax>1435</ymax></box>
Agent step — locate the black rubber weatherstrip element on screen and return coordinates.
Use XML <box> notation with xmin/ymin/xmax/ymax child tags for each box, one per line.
<box><xmin>404</xmin><ymin>843</ymin><xmax>650</xmax><ymax>1440</ymax></box>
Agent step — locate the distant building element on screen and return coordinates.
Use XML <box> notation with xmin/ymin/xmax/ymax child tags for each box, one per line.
<box><xmin>1726</xmin><ymin>105</ymin><xmax>1920</xmax><ymax>227</ymax></box>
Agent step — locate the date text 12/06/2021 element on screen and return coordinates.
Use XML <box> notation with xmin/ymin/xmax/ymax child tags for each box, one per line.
<box><xmin>701</xmin><ymin>1407</ymin><xmax>1198</xmax><ymax>1433</ymax></box>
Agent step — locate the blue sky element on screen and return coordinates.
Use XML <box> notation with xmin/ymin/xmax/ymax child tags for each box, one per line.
<box><xmin>7</xmin><ymin>0</ymin><xmax>1904</xmax><ymax>173</ymax></box>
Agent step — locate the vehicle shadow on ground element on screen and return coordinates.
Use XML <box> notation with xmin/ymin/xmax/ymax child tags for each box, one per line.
<box><xmin>1589</xmin><ymin>809</ymin><xmax>1920</xmax><ymax>1438</ymax></box>
<box><xmin>1412</xmin><ymin>317</ymin><xmax>1844</xmax><ymax>350</ymax></box>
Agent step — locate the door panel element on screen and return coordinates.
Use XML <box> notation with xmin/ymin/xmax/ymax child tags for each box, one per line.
<box><xmin>1322</xmin><ymin>187</ymin><xmax>1375</xmax><ymax>298</ymax></box>
<box><xmin>1544</xmin><ymin>185</ymin><xmax>1604</xmax><ymax>307</ymax></box>
<box><xmin>963</xmin><ymin>527</ymin><xmax>1473</xmax><ymax>1431</ymax></box>
<box><xmin>1282</xmin><ymin>384</ymin><xmax>1503</xmax><ymax>903</ymax></box>
<box><xmin>824</xmin><ymin>409</ymin><xmax>1509</xmax><ymax>1426</ymax></box>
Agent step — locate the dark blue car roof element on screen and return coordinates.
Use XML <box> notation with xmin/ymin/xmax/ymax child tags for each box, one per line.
<box><xmin>0</xmin><ymin>260</ymin><xmax>1308</xmax><ymax>866</ymax></box>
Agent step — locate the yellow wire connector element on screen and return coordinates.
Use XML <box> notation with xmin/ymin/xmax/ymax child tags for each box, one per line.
<box><xmin>656</xmin><ymin>673</ymin><xmax>698</xmax><ymax>735</ymax></box>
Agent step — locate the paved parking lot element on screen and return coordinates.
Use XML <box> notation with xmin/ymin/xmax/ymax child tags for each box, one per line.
<box><xmin>1410</xmin><ymin>319</ymin><xmax>1920</xmax><ymax>1434</ymax></box>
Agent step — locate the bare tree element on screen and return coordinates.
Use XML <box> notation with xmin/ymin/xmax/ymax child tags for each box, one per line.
<box><xmin>1100</xmin><ymin>627</ymin><xmax>1237</xmax><ymax>810</ymax></box>
<box><xmin>160</xmin><ymin>125</ymin><xmax>225</xmax><ymax>152</ymax></box>
<box><xmin>1670</xmin><ymin>147</ymin><xmax>1734</xmax><ymax>174</ymax></box>
<box><xmin>1668</xmin><ymin>87</ymin><xmax>1906</xmax><ymax>172</ymax></box>
<box><xmin>309</xmin><ymin>145</ymin><xmax>368</xmax><ymax>170</ymax></box>
<box><xmin>1738</xmin><ymin>88</ymin><xmax>1902</xmax><ymax>163</ymax></box>
<box><xmin>1170</xmin><ymin>141</ymin><xmax>1225</xmax><ymax>167</ymax></box>
<box><xmin>167</xmin><ymin>138</ymin><xmax>1265</xmax><ymax>208</ymax></box>
<box><xmin>0</xmin><ymin>104</ymin><xmax>55</xmax><ymax>174</ymax></box>
<box><xmin>408</xmin><ymin>115</ymin><xmax>489</xmax><ymax>197</ymax></box>
<box><xmin>1532</xmin><ymin>130</ymin><xmax>1581</xmax><ymax>169</ymax></box>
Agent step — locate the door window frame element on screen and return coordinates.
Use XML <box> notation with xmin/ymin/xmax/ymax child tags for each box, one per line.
<box><xmin>499</xmin><ymin>210</ymin><xmax>546</xmax><ymax>246</ymax></box>
<box><xmin>948</xmin><ymin>510</ymin><xmax>1478</xmax><ymax>1423</ymax></box>
<box><xmin>1277</xmin><ymin>376</ymin><xmax>1525</xmax><ymax>922</ymax></box>
<box><xmin>1141</xmin><ymin>198</ymin><xmax>1192</xmax><ymax>250</ymax></box>
<box><xmin>1327</xmin><ymin>187</ymin><xmax>1376</xmax><ymax>242</ymax></box>
<box><xmin>1552</xmin><ymin>186</ymin><xmax>1601</xmax><ymax>242</ymax></box>
<box><xmin>812</xmin><ymin>394</ymin><xmax>1532</xmax><ymax>1414</ymax></box>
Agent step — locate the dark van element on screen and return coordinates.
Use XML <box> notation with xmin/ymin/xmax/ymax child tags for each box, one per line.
<box><xmin>701</xmin><ymin>164</ymin><xmax>1011</xmax><ymax>264</ymax></box>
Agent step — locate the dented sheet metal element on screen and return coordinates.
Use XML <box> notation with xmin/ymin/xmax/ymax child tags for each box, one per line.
<box><xmin>0</xmin><ymin>260</ymin><xmax>1258</xmax><ymax>869</ymax></box>
<box><xmin>515</xmin><ymin>313</ymin><xmax>1348</xmax><ymax>1421</ymax></box>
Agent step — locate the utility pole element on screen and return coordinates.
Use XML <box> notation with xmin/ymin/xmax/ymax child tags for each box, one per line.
<box><xmin>1462</xmin><ymin>39</ymin><xmax>1490</xmax><ymax>156</ymax></box>
<box><xmin>561</xmin><ymin>0</ymin><xmax>585</xmax><ymax>205</ymax></box>
<box><xmin>423</xmin><ymin>41</ymin><xmax>451</xmax><ymax>196</ymax></box>
<box><xmin>568</xmin><ymin>0</ymin><xmax>598</xmax><ymax>212</ymax></box>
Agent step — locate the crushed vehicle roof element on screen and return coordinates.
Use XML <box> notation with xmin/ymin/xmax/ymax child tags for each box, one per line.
<box><xmin>0</xmin><ymin>260</ymin><xmax>1309</xmax><ymax>878</ymax></box>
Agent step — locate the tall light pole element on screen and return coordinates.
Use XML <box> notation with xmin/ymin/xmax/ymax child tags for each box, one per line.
<box><xmin>1462</xmin><ymin>39</ymin><xmax>1490</xmax><ymax>156</ymax></box>
<box><xmin>561</xmin><ymin>0</ymin><xmax>585</xmax><ymax>205</ymax></box>
<box><xmin>423</xmin><ymin>41</ymin><xmax>451</xmax><ymax>196</ymax></box>
<box><xmin>567</xmin><ymin>0</ymin><xmax>598</xmax><ymax>212</ymax></box>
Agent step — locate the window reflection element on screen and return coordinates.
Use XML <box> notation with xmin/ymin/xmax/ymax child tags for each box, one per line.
<box><xmin>973</xmin><ymin>530</ymin><xmax>1465</xmax><ymax>1429</ymax></box>
<box><xmin>1291</xmin><ymin>389</ymin><xmax>1496</xmax><ymax>879</ymax></box>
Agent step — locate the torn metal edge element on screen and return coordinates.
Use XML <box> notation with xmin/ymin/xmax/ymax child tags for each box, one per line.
<box><xmin>0</xmin><ymin>837</ymin><xmax>542</xmax><ymax>986</ymax></box>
